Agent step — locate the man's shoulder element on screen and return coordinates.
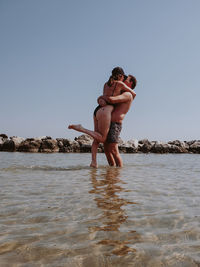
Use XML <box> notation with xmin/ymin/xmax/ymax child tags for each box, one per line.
<box><xmin>121</xmin><ymin>91</ymin><xmax>133</xmax><ymax>99</ymax></box>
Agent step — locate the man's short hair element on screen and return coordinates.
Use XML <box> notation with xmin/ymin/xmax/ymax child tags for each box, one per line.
<box><xmin>129</xmin><ymin>75</ymin><xmax>137</xmax><ymax>89</ymax></box>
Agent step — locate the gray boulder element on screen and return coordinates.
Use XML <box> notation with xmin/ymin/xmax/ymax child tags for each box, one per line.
<box><xmin>168</xmin><ymin>145</ymin><xmax>188</xmax><ymax>153</ymax></box>
<box><xmin>185</xmin><ymin>140</ymin><xmax>196</xmax><ymax>146</ymax></box>
<box><xmin>56</xmin><ymin>138</ymin><xmax>71</xmax><ymax>147</ymax></box>
<box><xmin>119</xmin><ymin>139</ymin><xmax>138</xmax><ymax>153</ymax></box>
<box><xmin>151</xmin><ymin>140</ymin><xmax>189</xmax><ymax>154</ymax></box>
<box><xmin>18</xmin><ymin>139</ymin><xmax>42</xmax><ymax>152</ymax></box>
<box><xmin>39</xmin><ymin>139</ymin><xmax>59</xmax><ymax>153</ymax></box>
<box><xmin>151</xmin><ymin>141</ymin><xmax>170</xmax><ymax>153</ymax></box>
<box><xmin>0</xmin><ymin>135</ymin><xmax>8</xmax><ymax>151</ymax></box>
<box><xmin>189</xmin><ymin>141</ymin><xmax>200</xmax><ymax>153</ymax></box>
<box><xmin>56</xmin><ymin>138</ymin><xmax>73</xmax><ymax>153</ymax></box>
<box><xmin>71</xmin><ymin>141</ymin><xmax>81</xmax><ymax>152</ymax></box>
<box><xmin>75</xmin><ymin>134</ymin><xmax>93</xmax><ymax>145</ymax></box>
<box><xmin>118</xmin><ymin>138</ymin><xmax>128</xmax><ymax>153</ymax></box>
<box><xmin>1</xmin><ymin>139</ymin><xmax>15</xmax><ymax>152</ymax></box>
<box><xmin>168</xmin><ymin>140</ymin><xmax>182</xmax><ymax>146</ymax></box>
<box><xmin>127</xmin><ymin>139</ymin><xmax>139</xmax><ymax>150</ymax></box>
<box><xmin>57</xmin><ymin>138</ymin><xmax>78</xmax><ymax>153</ymax></box>
<box><xmin>118</xmin><ymin>144</ymin><xmax>127</xmax><ymax>153</ymax></box>
<box><xmin>35</xmin><ymin>136</ymin><xmax>52</xmax><ymax>141</ymax></box>
<box><xmin>80</xmin><ymin>144</ymin><xmax>92</xmax><ymax>153</ymax></box>
<box><xmin>57</xmin><ymin>139</ymin><xmax>80</xmax><ymax>152</ymax></box>
<box><xmin>1</xmin><ymin>136</ymin><xmax>25</xmax><ymax>152</ymax></box>
<box><xmin>0</xmin><ymin>134</ymin><xmax>8</xmax><ymax>139</ymax></box>
<box><xmin>138</xmin><ymin>139</ymin><xmax>152</xmax><ymax>153</ymax></box>
<box><xmin>0</xmin><ymin>137</ymin><xmax>5</xmax><ymax>150</ymax></box>
<box><xmin>10</xmin><ymin>136</ymin><xmax>25</xmax><ymax>150</ymax></box>
<box><xmin>168</xmin><ymin>140</ymin><xmax>189</xmax><ymax>151</ymax></box>
<box><xmin>75</xmin><ymin>135</ymin><xmax>92</xmax><ymax>152</ymax></box>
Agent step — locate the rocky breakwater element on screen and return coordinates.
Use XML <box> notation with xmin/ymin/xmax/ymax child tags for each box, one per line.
<box><xmin>0</xmin><ymin>134</ymin><xmax>200</xmax><ymax>154</ymax></box>
<box><xmin>138</xmin><ymin>139</ymin><xmax>200</xmax><ymax>153</ymax></box>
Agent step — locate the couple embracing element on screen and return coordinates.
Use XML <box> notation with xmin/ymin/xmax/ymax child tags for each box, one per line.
<box><xmin>68</xmin><ymin>67</ymin><xmax>137</xmax><ymax>168</ymax></box>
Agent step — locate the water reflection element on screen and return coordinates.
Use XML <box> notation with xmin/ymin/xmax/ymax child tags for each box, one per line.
<box><xmin>89</xmin><ymin>167</ymin><xmax>140</xmax><ymax>256</ymax></box>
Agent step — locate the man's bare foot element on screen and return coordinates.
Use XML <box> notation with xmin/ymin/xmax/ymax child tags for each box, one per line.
<box><xmin>90</xmin><ymin>161</ymin><xmax>98</xmax><ymax>168</ymax></box>
<box><xmin>68</xmin><ymin>124</ymin><xmax>84</xmax><ymax>132</ymax></box>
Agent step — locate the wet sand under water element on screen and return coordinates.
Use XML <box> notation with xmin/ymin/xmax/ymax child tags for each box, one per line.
<box><xmin>0</xmin><ymin>152</ymin><xmax>200</xmax><ymax>266</ymax></box>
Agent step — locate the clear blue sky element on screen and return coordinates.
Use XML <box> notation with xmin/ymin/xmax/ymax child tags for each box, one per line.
<box><xmin>1</xmin><ymin>0</ymin><xmax>200</xmax><ymax>141</ymax></box>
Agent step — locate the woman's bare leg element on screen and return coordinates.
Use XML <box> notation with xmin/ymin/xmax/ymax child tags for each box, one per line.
<box><xmin>68</xmin><ymin>124</ymin><xmax>106</xmax><ymax>141</ymax></box>
<box><xmin>90</xmin><ymin>140</ymin><xmax>99</xmax><ymax>168</ymax></box>
<box><xmin>90</xmin><ymin>116</ymin><xmax>99</xmax><ymax>168</ymax></box>
<box><xmin>68</xmin><ymin>106</ymin><xmax>113</xmax><ymax>143</ymax></box>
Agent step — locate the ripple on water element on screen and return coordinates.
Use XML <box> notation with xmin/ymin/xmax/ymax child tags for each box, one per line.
<box><xmin>0</xmin><ymin>153</ymin><xmax>200</xmax><ymax>266</ymax></box>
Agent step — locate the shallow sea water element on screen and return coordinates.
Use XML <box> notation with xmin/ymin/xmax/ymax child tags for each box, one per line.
<box><xmin>0</xmin><ymin>152</ymin><xmax>200</xmax><ymax>267</ymax></box>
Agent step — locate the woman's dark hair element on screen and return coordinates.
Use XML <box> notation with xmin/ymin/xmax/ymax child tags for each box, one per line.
<box><xmin>112</xmin><ymin>67</ymin><xmax>125</xmax><ymax>77</ymax></box>
<box><xmin>107</xmin><ymin>67</ymin><xmax>125</xmax><ymax>87</ymax></box>
<box><xmin>107</xmin><ymin>74</ymin><xmax>121</xmax><ymax>86</ymax></box>
<box><xmin>107</xmin><ymin>75</ymin><xmax>114</xmax><ymax>87</ymax></box>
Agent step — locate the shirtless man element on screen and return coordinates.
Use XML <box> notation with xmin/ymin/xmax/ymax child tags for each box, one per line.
<box><xmin>101</xmin><ymin>74</ymin><xmax>137</xmax><ymax>167</ymax></box>
<box><xmin>68</xmin><ymin>70</ymin><xmax>137</xmax><ymax>167</ymax></box>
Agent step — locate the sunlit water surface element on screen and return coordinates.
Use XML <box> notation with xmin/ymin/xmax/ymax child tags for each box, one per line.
<box><xmin>0</xmin><ymin>152</ymin><xmax>200</xmax><ymax>266</ymax></box>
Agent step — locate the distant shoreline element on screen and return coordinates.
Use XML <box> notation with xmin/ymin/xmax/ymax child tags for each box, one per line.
<box><xmin>0</xmin><ymin>134</ymin><xmax>200</xmax><ymax>154</ymax></box>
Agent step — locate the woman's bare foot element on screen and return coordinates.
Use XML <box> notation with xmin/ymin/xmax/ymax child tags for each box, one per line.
<box><xmin>90</xmin><ymin>161</ymin><xmax>98</xmax><ymax>168</ymax></box>
<box><xmin>68</xmin><ymin>124</ymin><xmax>84</xmax><ymax>132</ymax></box>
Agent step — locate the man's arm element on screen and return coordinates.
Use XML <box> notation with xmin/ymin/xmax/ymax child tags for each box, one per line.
<box><xmin>117</xmin><ymin>81</ymin><xmax>136</xmax><ymax>98</ymax></box>
<box><xmin>103</xmin><ymin>92</ymin><xmax>135</xmax><ymax>104</ymax></box>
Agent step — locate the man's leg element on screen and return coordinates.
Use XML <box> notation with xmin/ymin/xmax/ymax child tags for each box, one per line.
<box><xmin>104</xmin><ymin>142</ymin><xmax>116</xmax><ymax>166</ymax></box>
<box><xmin>107</xmin><ymin>143</ymin><xmax>123</xmax><ymax>167</ymax></box>
<box><xmin>104</xmin><ymin>121</ymin><xmax>123</xmax><ymax>167</ymax></box>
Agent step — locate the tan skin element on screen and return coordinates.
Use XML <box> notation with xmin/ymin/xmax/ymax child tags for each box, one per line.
<box><xmin>68</xmin><ymin>74</ymin><xmax>136</xmax><ymax>167</ymax></box>
<box><xmin>89</xmin><ymin>77</ymin><xmax>136</xmax><ymax>167</ymax></box>
<box><xmin>103</xmin><ymin>91</ymin><xmax>135</xmax><ymax>167</ymax></box>
<box><xmin>96</xmin><ymin>75</ymin><xmax>135</xmax><ymax>167</ymax></box>
<box><xmin>92</xmin><ymin>76</ymin><xmax>136</xmax><ymax>167</ymax></box>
